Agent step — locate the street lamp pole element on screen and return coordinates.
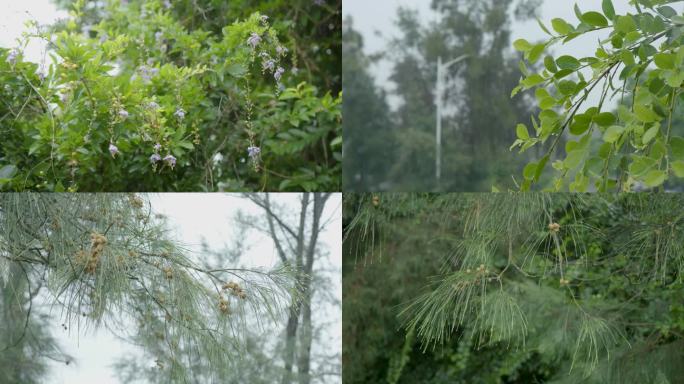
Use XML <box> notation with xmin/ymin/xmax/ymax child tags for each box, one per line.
<box><xmin>435</xmin><ymin>54</ymin><xmax>469</xmax><ymax>184</ymax></box>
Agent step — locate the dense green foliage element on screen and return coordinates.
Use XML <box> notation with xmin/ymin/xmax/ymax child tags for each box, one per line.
<box><xmin>0</xmin><ymin>0</ymin><xmax>341</xmax><ymax>191</ymax></box>
<box><xmin>343</xmin><ymin>0</ymin><xmax>541</xmax><ymax>192</ymax></box>
<box><xmin>344</xmin><ymin>193</ymin><xmax>684</xmax><ymax>383</ymax></box>
<box><xmin>512</xmin><ymin>0</ymin><xmax>684</xmax><ymax>191</ymax></box>
<box><xmin>0</xmin><ymin>193</ymin><xmax>295</xmax><ymax>382</ymax></box>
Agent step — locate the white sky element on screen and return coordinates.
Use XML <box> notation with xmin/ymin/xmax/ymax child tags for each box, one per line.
<box><xmin>344</xmin><ymin>0</ymin><xmax>681</xmax><ymax>110</ymax></box>
<box><xmin>45</xmin><ymin>193</ymin><xmax>342</xmax><ymax>383</ymax></box>
<box><xmin>0</xmin><ymin>0</ymin><xmax>67</xmax><ymax>64</ymax></box>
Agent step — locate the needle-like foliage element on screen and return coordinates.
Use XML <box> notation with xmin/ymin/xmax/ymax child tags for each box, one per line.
<box><xmin>0</xmin><ymin>193</ymin><xmax>298</xmax><ymax>382</ymax></box>
<box><xmin>344</xmin><ymin>193</ymin><xmax>684</xmax><ymax>383</ymax></box>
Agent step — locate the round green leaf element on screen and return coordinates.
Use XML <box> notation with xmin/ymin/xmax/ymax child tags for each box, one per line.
<box><xmin>654</xmin><ymin>53</ymin><xmax>675</xmax><ymax>69</ymax></box>
<box><xmin>615</xmin><ymin>15</ymin><xmax>637</xmax><ymax>33</ymax></box>
<box><xmin>592</xmin><ymin>112</ymin><xmax>616</xmax><ymax>126</ymax></box>
<box><xmin>556</xmin><ymin>55</ymin><xmax>581</xmax><ymax>70</ymax></box>
<box><xmin>581</xmin><ymin>11</ymin><xmax>608</xmax><ymax>27</ymax></box>
<box><xmin>672</xmin><ymin>161</ymin><xmax>684</xmax><ymax>178</ymax></box>
<box><xmin>544</xmin><ymin>55</ymin><xmax>558</xmax><ymax>73</ymax></box>
<box><xmin>603</xmin><ymin>125</ymin><xmax>625</xmax><ymax>143</ymax></box>
<box><xmin>513</xmin><ymin>39</ymin><xmax>533</xmax><ymax>52</ymax></box>
<box><xmin>643</xmin><ymin>169</ymin><xmax>666</xmax><ymax>187</ymax></box>
<box><xmin>516</xmin><ymin>123</ymin><xmax>530</xmax><ymax>140</ymax></box>
<box><xmin>551</xmin><ymin>18</ymin><xmax>573</xmax><ymax>35</ymax></box>
<box><xmin>643</xmin><ymin>125</ymin><xmax>660</xmax><ymax>144</ymax></box>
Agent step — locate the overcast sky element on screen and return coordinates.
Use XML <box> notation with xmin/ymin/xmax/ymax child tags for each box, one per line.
<box><xmin>344</xmin><ymin>0</ymin><xmax>679</xmax><ymax>109</ymax></box>
<box><xmin>44</xmin><ymin>193</ymin><xmax>342</xmax><ymax>383</ymax></box>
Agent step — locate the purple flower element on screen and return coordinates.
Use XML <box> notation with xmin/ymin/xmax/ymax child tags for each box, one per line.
<box><xmin>154</xmin><ymin>143</ymin><xmax>162</xmax><ymax>151</ymax></box>
<box><xmin>163</xmin><ymin>0</ymin><xmax>171</xmax><ymax>8</ymax></box>
<box><xmin>276</xmin><ymin>46</ymin><xmax>288</xmax><ymax>56</ymax></box>
<box><xmin>109</xmin><ymin>143</ymin><xmax>119</xmax><ymax>157</ymax></box>
<box><xmin>118</xmin><ymin>109</ymin><xmax>129</xmax><ymax>119</ymax></box>
<box><xmin>6</xmin><ymin>49</ymin><xmax>19</xmax><ymax>65</ymax></box>
<box><xmin>155</xmin><ymin>31</ymin><xmax>163</xmax><ymax>41</ymax></box>
<box><xmin>147</xmin><ymin>101</ymin><xmax>160</xmax><ymax>110</ymax></box>
<box><xmin>260</xmin><ymin>15</ymin><xmax>269</xmax><ymax>23</ymax></box>
<box><xmin>174</xmin><ymin>108</ymin><xmax>186</xmax><ymax>120</ymax></box>
<box><xmin>163</xmin><ymin>154</ymin><xmax>176</xmax><ymax>168</ymax></box>
<box><xmin>274</xmin><ymin>67</ymin><xmax>285</xmax><ymax>82</ymax></box>
<box><xmin>262</xmin><ymin>59</ymin><xmax>275</xmax><ymax>72</ymax></box>
<box><xmin>150</xmin><ymin>153</ymin><xmax>161</xmax><ymax>163</ymax></box>
<box><xmin>247</xmin><ymin>146</ymin><xmax>261</xmax><ymax>158</ymax></box>
<box><xmin>247</xmin><ymin>33</ymin><xmax>261</xmax><ymax>49</ymax></box>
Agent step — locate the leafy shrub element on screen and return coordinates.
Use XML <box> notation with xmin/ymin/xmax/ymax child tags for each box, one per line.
<box><xmin>512</xmin><ymin>0</ymin><xmax>684</xmax><ymax>191</ymax></box>
<box><xmin>0</xmin><ymin>0</ymin><xmax>340</xmax><ymax>191</ymax></box>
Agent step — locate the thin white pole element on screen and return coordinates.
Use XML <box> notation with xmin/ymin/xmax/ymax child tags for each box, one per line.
<box><xmin>436</xmin><ymin>56</ymin><xmax>442</xmax><ymax>183</ymax></box>
<box><xmin>434</xmin><ymin>54</ymin><xmax>468</xmax><ymax>186</ymax></box>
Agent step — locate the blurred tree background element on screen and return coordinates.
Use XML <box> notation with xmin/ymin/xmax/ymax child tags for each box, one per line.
<box><xmin>343</xmin><ymin>193</ymin><xmax>684</xmax><ymax>383</ymax></box>
<box><xmin>343</xmin><ymin>0</ymin><xmax>545</xmax><ymax>192</ymax></box>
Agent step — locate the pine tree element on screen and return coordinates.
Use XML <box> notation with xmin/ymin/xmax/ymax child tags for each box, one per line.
<box><xmin>0</xmin><ymin>193</ymin><xmax>296</xmax><ymax>382</ymax></box>
<box><xmin>344</xmin><ymin>193</ymin><xmax>684</xmax><ymax>383</ymax></box>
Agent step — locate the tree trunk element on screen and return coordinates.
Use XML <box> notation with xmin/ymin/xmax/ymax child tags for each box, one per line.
<box><xmin>297</xmin><ymin>279</ymin><xmax>312</xmax><ymax>384</ymax></box>
<box><xmin>296</xmin><ymin>193</ymin><xmax>328</xmax><ymax>384</ymax></box>
<box><xmin>281</xmin><ymin>298</ymin><xmax>301</xmax><ymax>384</ymax></box>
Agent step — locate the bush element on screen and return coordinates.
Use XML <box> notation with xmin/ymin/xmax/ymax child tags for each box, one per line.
<box><xmin>0</xmin><ymin>0</ymin><xmax>341</xmax><ymax>191</ymax></box>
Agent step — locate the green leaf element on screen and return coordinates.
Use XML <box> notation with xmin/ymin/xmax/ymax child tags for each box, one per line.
<box><xmin>670</xmin><ymin>136</ymin><xmax>684</xmax><ymax>160</ymax></box>
<box><xmin>672</xmin><ymin>161</ymin><xmax>684</xmax><ymax>177</ymax></box>
<box><xmin>654</xmin><ymin>53</ymin><xmax>675</xmax><ymax>69</ymax></box>
<box><xmin>225</xmin><ymin>63</ymin><xmax>247</xmax><ymax>77</ymax></box>
<box><xmin>634</xmin><ymin>105</ymin><xmax>659</xmax><ymax>123</ymax></box>
<box><xmin>593</xmin><ymin>112</ymin><xmax>616</xmax><ymax>126</ymax></box>
<box><xmin>570</xmin><ymin>120</ymin><xmax>590</xmax><ymax>135</ymax></box>
<box><xmin>581</xmin><ymin>11</ymin><xmax>608</xmax><ymax>27</ymax></box>
<box><xmin>528</xmin><ymin>44</ymin><xmax>545</xmax><ymax>63</ymax></box>
<box><xmin>643</xmin><ymin>169</ymin><xmax>666</xmax><ymax>187</ymax></box>
<box><xmin>615</xmin><ymin>15</ymin><xmax>637</xmax><ymax>34</ymax></box>
<box><xmin>523</xmin><ymin>162</ymin><xmax>538</xmax><ymax>180</ymax></box>
<box><xmin>657</xmin><ymin>6</ymin><xmax>677</xmax><ymax>19</ymax></box>
<box><xmin>629</xmin><ymin>156</ymin><xmax>657</xmax><ymax>177</ymax></box>
<box><xmin>602</xmin><ymin>0</ymin><xmax>616</xmax><ymax>20</ymax></box>
<box><xmin>556</xmin><ymin>55</ymin><xmax>581</xmax><ymax>70</ymax></box>
<box><xmin>544</xmin><ymin>56</ymin><xmax>558</xmax><ymax>73</ymax></box>
<box><xmin>558</xmin><ymin>80</ymin><xmax>577</xmax><ymax>95</ymax></box>
<box><xmin>551</xmin><ymin>18</ymin><xmax>573</xmax><ymax>35</ymax></box>
<box><xmin>564</xmin><ymin>149</ymin><xmax>585</xmax><ymax>170</ymax></box>
<box><xmin>603</xmin><ymin>125</ymin><xmax>625</xmax><ymax>143</ymax></box>
<box><xmin>513</xmin><ymin>39</ymin><xmax>533</xmax><ymax>52</ymax></box>
<box><xmin>0</xmin><ymin>165</ymin><xmax>17</xmax><ymax>180</ymax></box>
<box><xmin>643</xmin><ymin>125</ymin><xmax>659</xmax><ymax>144</ymax></box>
<box><xmin>536</xmin><ymin>17</ymin><xmax>552</xmax><ymax>35</ymax></box>
<box><xmin>516</xmin><ymin>124</ymin><xmax>530</xmax><ymax>140</ymax></box>
<box><xmin>522</xmin><ymin>74</ymin><xmax>545</xmax><ymax>88</ymax></box>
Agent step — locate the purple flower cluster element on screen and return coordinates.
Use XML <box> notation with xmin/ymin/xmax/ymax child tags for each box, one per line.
<box><xmin>174</xmin><ymin>108</ymin><xmax>186</xmax><ymax>120</ymax></box>
<box><xmin>6</xmin><ymin>49</ymin><xmax>19</xmax><ymax>65</ymax></box>
<box><xmin>147</xmin><ymin>101</ymin><xmax>160</xmax><ymax>110</ymax></box>
<box><xmin>274</xmin><ymin>67</ymin><xmax>285</xmax><ymax>82</ymax></box>
<box><xmin>150</xmin><ymin>143</ymin><xmax>162</xmax><ymax>164</ymax></box>
<box><xmin>247</xmin><ymin>33</ymin><xmax>261</xmax><ymax>49</ymax></box>
<box><xmin>149</xmin><ymin>153</ymin><xmax>161</xmax><ymax>163</ymax></box>
<box><xmin>109</xmin><ymin>143</ymin><xmax>119</xmax><ymax>157</ymax></box>
<box><xmin>137</xmin><ymin>65</ymin><xmax>159</xmax><ymax>82</ymax></box>
<box><xmin>247</xmin><ymin>146</ymin><xmax>261</xmax><ymax>158</ymax></box>
<box><xmin>262</xmin><ymin>58</ymin><xmax>275</xmax><ymax>72</ymax></box>
<box><xmin>118</xmin><ymin>109</ymin><xmax>129</xmax><ymax>119</ymax></box>
<box><xmin>163</xmin><ymin>154</ymin><xmax>176</xmax><ymax>168</ymax></box>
